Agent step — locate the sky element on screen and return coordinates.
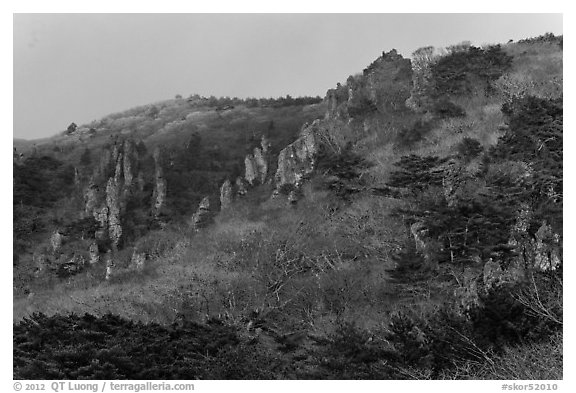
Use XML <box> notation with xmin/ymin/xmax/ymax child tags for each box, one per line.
<box><xmin>13</xmin><ymin>13</ymin><xmax>562</xmax><ymax>140</ymax></box>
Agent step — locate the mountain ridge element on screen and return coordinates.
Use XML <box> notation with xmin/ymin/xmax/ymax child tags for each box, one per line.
<box><xmin>13</xmin><ymin>33</ymin><xmax>563</xmax><ymax>380</ymax></box>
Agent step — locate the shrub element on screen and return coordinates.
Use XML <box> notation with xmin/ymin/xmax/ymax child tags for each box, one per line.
<box><xmin>13</xmin><ymin>313</ymin><xmax>277</xmax><ymax>379</ymax></box>
<box><xmin>395</xmin><ymin>120</ymin><xmax>435</xmax><ymax>149</ymax></box>
<box><xmin>316</xmin><ymin>146</ymin><xmax>370</xmax><ymax>199</ymax></box>
<box><xmin>431</xmin><ymin>45</ymin><xmax>513</xmax><ymax>96</ymax></box>
<box><xmin>432</xmin><ymin>98</ymin><xmax>466</xmax><ymax>119</ymax></box>
<box><xmin>456</xmin><ymin>137</ymin><xmax>483</xmax><ymax>161</ymax></box>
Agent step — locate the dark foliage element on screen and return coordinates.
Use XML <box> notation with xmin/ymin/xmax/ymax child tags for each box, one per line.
<box><xmin>517</xmin><ymin>33</ymin><xmax>563</xmax><ymax>47</ymax></box>
<box><xmin>387</xmin><ymin>155</ymin><xmax>446</xmax><ymax>194</ymax></box>
<box><xmin>387</xmin><ymin>244</ymin><xmax>433</xmax><ymax>285</ymax></box>
<box><xmin>385</xmin><ymin>269</ymin><xmax>562</xmax><ymax>376</ymax></box>
<box><xmin>493</xmin><ymin>96</ymin><xmax>563</xmax><ymax>233</ymax></box>
<box><xmin>63</xmin><ymin>217</ymin><xmax>99</xmax><ymax>239</ymax></box>
<box><xmin>13</xmin><ymin>156</ymin><xmax>75</xmax><ymax>207</ymax></box>
<box><xmin>431</xmin><ymin>45</ymin><xmax>513</xmax><ymax>96</ymax></box>
<box><xmin>456</xmin><ymin>137</ymin><xmax>483</xmax><ymax>161</ymax></box>
<box><xmin>13</xmin><ymin>313</ymin><xmax>275</xmax><ymax>380</ymax></box>
<box><xmin>315</xmin><ymin>322</ymin><xmax>394</xmax><ymax>379</ymax></box>
<box><xmin>422</xmin><ymin>196</ymin><xmax>517</xmax><ymax>266</ymax></box>
<box><xmin>432</xmin><ymin>98</ymin><xmax>466</xmax><ymax>119</ymax></box>
<box><xmin>396</xmin><ymin>120</ymin><xmax>435</xmax><ymax>149</ymax></box>
<box><xmin>190</xmin><ymin>94</ymin><xmax>323</xmax><ymax>109</ymax></box>
<box><xmin>316</xmin><ymin>146</ymin><xmax>370</xmax><ymax>199</ymax></box>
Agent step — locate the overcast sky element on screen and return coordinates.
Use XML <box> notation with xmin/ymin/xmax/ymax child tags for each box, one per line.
<box><xmin>13</xmin><ymin>13</ymin><xmax>562</xmax><ymax>140</ymax></box>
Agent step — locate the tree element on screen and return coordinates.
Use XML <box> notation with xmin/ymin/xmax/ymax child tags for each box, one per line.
<box><xmin>387</xmin><ymin>155</ymin><xmax>446</xmax><ymax>194</ymax></box>
<box><xmin>66</xmin><ymin>122</ymin><xmax>77</xmax><ymax>135</ymax></box>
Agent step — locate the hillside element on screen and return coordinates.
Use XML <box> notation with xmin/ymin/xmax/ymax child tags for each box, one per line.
<box><xmin>13</xmin><ymin>33</ymin><xmax>562</xmax><ymax>380</ymax></box>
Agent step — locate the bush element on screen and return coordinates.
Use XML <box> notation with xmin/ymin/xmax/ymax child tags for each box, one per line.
<box><xmin>431</xmin><ymin>45</ymin><xmax>513</xmax><ymax>96</ymax></box>
<box><xmin>432</xmin><ymin>98</ymin><xmax>466</xmax><ymax>119</ymax></box>
<box><xmin>456</xmin><ymin>137</ymin><xmax>483</xmax><ymax>161</ymax></box>
<box><xmin>395</xmin><ymin>120</ymin><xmax>435</xmax><ymax>149</ymax></box>
<box><xmin>316</xmin><ymin>146</ymin><xmax>370</xmax><ymax>199</ymax></box>
<box><xmin>13</xmin><ymin>313</ymin><xmax>277</xmax><ymax>379</ymax></box>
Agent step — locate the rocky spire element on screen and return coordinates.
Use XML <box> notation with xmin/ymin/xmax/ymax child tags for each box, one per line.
<box><xmin>244</xmin><ymin>154</ymin><xmax>258</xmax><ymax>185</ymax></box>
<box><xmin>105</xmin><ymin>251</ymin><xmax>114</xmax><ymax>280</ymax></box>
<box><xmin>89</xmin><ymin>242</ymin><xmax>100</xmax><ymax>265</ymax></box>
<box><xmin>220</xmin><ymin>179</ymin><xmax>233</xmax><ymax>210</ymax></box>
<box><xmin>106</xmin><ymin>178</ymin><xmax>122</xmax><ymax>250</ymax></box>
<box><xmin>244</xmin><ymin>135</ymin><xmax>271</xmax><ymax>186</ymax></box>
<box><xmin>192</xmin><ymin>197</ymin><xmax>213</xmax><ymax>231</ymax></box>
<box><xmin>152</xmin><ymin>147</ymin><xmax>167</xmax><ymax>217</ymax></box>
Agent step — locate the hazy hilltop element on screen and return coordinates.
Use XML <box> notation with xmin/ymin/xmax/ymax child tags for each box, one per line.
<box><xmin>13</xmin><ymin>33</ymin><xmax>562</xmax><ymax>380</ymax></box>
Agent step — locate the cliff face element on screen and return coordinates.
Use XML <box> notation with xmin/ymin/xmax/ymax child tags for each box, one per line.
<box><xmin>106</xmin><ymin>178</ymin><xmax>122</xmax><ymax>249</ymax></box>
<box><xmin>152</xmin><ymin>147</ymin><xmax>167</xmax><ymax>217</ymax></box>
<box><xmin>275</xmin><ymin>120</ymin><xmax>319</xmax><ymax>197</ymax></box>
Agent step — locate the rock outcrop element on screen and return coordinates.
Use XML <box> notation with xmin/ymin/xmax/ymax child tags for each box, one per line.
<box><xmin>130</xmin><ymin>249</ymin><xmax>146</xmax><ymax>271</ymax></box>
<box><xmin>244</xmin><ymin>154</ymin><xmax>259</xmax><ymax>185</ymax></box>
<box><xmin>84</xmin><ymin>181</ymin><xmax>100</xmax><ymax>218</ymax></box>
<box><xmin>105</xmin><ymin>252</ymin><xmax>114</xmax><ymax>280</ymax></box>
<box><xmin>253</xmin><ymin>147</ymin><xmax>268</xmax><ymax>184</ymax></box>
<box><xmin>192</xmin><ymin>197</ymin><xmax>213</xmax><ymax>231</ymax></box>
<box><xmin>361</xmin><ymin>49</ymin><xmax>412</xmax><ymax>111</ymax></box>
<box><xmin>482</xmin><ymin>259</ymin><xmax>504</xmax><ymax>290</ymax></box>
<box><xmin>89</xmin><ymin>242</ymin><xmax>100</xmax><ymax>264</ymax></box>
<box><xmin>325</xmin><ymin>83</ymin><xmax>349</xmax><ymax>119</ymax></box>
<box><xmin>94</xmin><ymin>206</ymin><xmax>109</xmax><ymax>240</ymax></box>
<box><xmin>152</xmin><ymin>147</ymin><xmax>167</xmax><ymax>217</ymax></box>
<box><xmin>508</xmin><ymin>203</ymin><xmax>561</xmax><ymax>272</ymax></box>
<box><xmin>106</xmin><ymin>178</ymin><xmax>122</xmax><ymax>249</ymax></box>
<box><xmin>236</xmin><ymin>177</ymin><xmax>248</xmax><ymax>196</ymax></box>
<box><xmin>533</xmin><ymin>222</ymin><xmax>561</xmax><ymax>270</ymax></box>
<box><xmin>50</xmin><ymin>230</ymin><xmax>64</xmax><ymax>253</ymax></box>
<box><xmin>274</xmin><ymin>120</ymin><xmax>320</xmax><ymax>200</ymax></box>
<box><xmin>220</xmin><ymin>179</ymin><xmax>233</xmax><ymax>210</ymax></box>
<box><xmin>122</xmin><ymin>139</ymin><xmax>135</xmax><ymax>190</ymax></box>
<box><xmin>410</xmin><ymin>222</ymin><xmax>428</xmax><ymax>254</ymax></box>
<box><xmin>244</xmin><ymin>135</ymin><xmax>271</xmax><ymax>186</ymax></box>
